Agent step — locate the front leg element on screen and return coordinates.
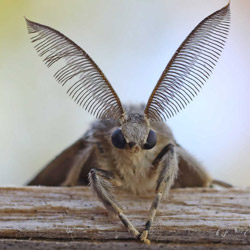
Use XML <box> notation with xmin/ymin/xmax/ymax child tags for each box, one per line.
<box><xmin>140</xmin><ymin>144</ymin><xmax>178</xmax><ymax>244</ymax></box>
<box><xmin>89</xmin><ymin>168</ymin><xmax>140</xmax><ymax>239</ymax></box>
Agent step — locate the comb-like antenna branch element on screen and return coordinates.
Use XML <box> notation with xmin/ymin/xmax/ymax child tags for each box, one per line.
<box><xmin>25</xmin><ymin>18</ymin><xmax>124</xmax><ymax>120</ymax></box>
<box><xmin>144</xmin><ymin>3</ymin><xmax>231</xmax><ymax>121</ymax></box>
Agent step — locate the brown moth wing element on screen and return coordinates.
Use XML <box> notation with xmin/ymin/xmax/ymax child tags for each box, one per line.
<box><xmin>172</xmin><ymin>145</ymin><xmax>212</xmax><ymax>188</ymax></box>
<box><xmin>28</xmin><ymin>138</ymin><xmax>95</xmax><ymax>186</ymax></box>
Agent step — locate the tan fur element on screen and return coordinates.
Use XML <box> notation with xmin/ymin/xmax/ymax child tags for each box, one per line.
<box><xmin>91</xmin><ymin>108</ymin><xmax>176</xmax><ymax>195</ymax></box>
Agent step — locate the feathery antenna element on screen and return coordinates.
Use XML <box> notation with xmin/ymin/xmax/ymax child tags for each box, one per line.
<box><xmin>26</xmin><ymin>18</ymin><xmax>124</xmax><ymax>120</ymax></box>
<box><xmin>144</xmin><ymin>3</ymin><xmax>230</xmax><ymax>121</ymax></box>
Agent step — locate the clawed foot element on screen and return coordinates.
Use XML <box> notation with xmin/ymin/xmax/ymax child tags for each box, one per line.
<box><xmin>139</xmin><ymin>230</ymin><xmax>151</xmax><ymax>245</ymax></box>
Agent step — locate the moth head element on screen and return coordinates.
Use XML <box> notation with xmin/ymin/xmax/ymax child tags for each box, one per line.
<box><xmin>111</xmin><ymin>113</ymin><xmax>157</xmax><ymax>152</ymax></box>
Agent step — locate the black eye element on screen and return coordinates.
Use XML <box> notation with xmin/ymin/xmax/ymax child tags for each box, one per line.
<box><xmin>144</xmin><ymin>130</ymin><xmax>157</xmax><ymax>150</ymax></box>
<box><xmin>111</xmin><ymin>128</ymin><xmax>126</xmax><ymax>149</ymax></box>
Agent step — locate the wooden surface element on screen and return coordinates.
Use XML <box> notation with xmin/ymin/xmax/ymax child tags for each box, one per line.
<box><xmin>0</xmin><ymin>186</ymin><xmax>250</xmax><ymax>249</ymax></box>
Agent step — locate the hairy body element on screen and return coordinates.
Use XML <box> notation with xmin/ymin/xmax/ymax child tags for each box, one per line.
<box><xmin>29</xmin><ymin>104</ymin><xmax>211</xmax><ymax>192</ymax></box>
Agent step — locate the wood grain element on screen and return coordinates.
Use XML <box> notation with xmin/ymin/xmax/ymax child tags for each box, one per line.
<box><xmin>0</xmin><ymin>186</ymin><xmax>249</xmax><ymax>249</ymax></box>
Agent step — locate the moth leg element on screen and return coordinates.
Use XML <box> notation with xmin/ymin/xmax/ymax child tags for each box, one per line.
<box><xmin>89</xmin><ymin>168</ymin><xmax>140</xmax><ymax>239</ymax></box>
<box><xmin>140</xmin><ymin>144</ymin><xmax>178</xmax><ymax>244</ymax></box>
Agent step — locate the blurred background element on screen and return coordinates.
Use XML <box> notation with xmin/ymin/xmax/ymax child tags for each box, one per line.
<box><xmin>0</xmin><ymin>0</ymin><xmax>249</xmax><ymax>186</ymax></box>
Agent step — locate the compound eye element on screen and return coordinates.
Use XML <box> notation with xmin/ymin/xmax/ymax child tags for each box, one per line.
<box><xmin>111</xmin><ymin>128</ymin><xmax>126</xmax><ymax>149</ymax></box>
<box><xmin>144</xmin><ymin>130</ymin><xmax>157</xmax><ymax>150</ymax></box>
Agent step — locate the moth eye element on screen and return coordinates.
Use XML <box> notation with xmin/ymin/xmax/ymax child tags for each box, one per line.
<box><xmin>144</xmin><ymin>130</ymin><xmax>157</xmax><ymax>150</ymax></box>
<box><xmin>111</xmin><ymin>128</ymin><xmax>126</xmax><ymax>149</ymax></box>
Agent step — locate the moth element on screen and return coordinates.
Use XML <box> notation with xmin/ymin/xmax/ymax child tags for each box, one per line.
<box><xmin>26</xmin><ymin>2</ymin><xmax>231</xmax><ymax>244</ymax></box>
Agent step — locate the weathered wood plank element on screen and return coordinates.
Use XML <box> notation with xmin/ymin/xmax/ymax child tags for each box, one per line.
<box><xmin>0</xmin><ymin>186</ymin><xmax>249</xmax><ymax>248</ymax></box>
<box><xmin>1</xmin><ymin>239</ymin><xmax>250</xmax><ymax>250</ymax></box>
